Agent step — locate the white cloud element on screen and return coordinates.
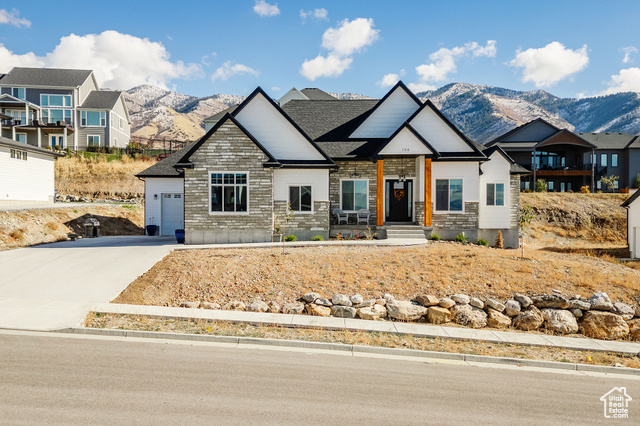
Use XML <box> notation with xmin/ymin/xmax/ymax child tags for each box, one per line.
<box><xmin>300</xmin><ymin>18</ymin><xmax>379</xmax><ymax>80</ymax></box>
<box><xmin>0</xmin><ymin>9</ymin><xmax>31</xmax><ymax>28</ymax></box>
<box><xmin>211</xmin><ymin>61</ymin><xmax>259</xmax><ymax>81</ymax></box>
<box><xmin>509</xmin><ymin>42</ymin><xmax>589</xmax><ymax>88</ymax></box>
<box><xmin>0</xmin><ymin>31</ymin><xmax>202</xmax><ymax>90</ymax></box>
<box><xmin>300</xmin><ymin>8</ymin><xmax>329</xmax><ymax>23</ymax></box>
<box><xmin>253</xmin><ymin>0</ymin><xmax>280</xmax><ymax>17</ymax></box>
<box><xmin>621</xmin><ymin>46</ymin><xmax>638</xmax><ymax>64</ymax></box>
<box><xmin>378</xmin><ymin>69</ymin><xmax>405</xmax><ymax>88</ymax></box>
<box><xmin>597</xmin><ymin>67</ymin><xmax>640</xmax><ymax>95</ymax></box>
<box><xmin>407</xmin><ymin>82</ymin><xmax>436</xmax><ymax>93</ymax></box>
<box><xmin>272</xmin><ymin>86</ymin><xmax>281</xmax><ymax>91</ymax></box>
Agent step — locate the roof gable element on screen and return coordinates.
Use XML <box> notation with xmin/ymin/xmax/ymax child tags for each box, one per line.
<box><xmin>377</xmin><ymin>124</ymin><xmax>439</xmax><ymax>157</ymax></box>
<box><xmin>536</xmin><ymin>129</ymin><xmax>595</xmax><ymax>149</ymax></box>
<box><xmin>489</xmin><ymin>118</ymin><xmax>560</xmax><ymax>145</ymax></box>
<box><xmin>622</xmin><ymin>190</ymin><xmax>640</xmax><ymax>207</ymax></box>
<box><xmin>349</xmin><ymin>81</ymin><xmax>421</xmax><ymax>139</ymax></box>
<box><xmin>79</xmin><ymin>91</ymin><xmax>122</xmax><ymax>109</ymax></box>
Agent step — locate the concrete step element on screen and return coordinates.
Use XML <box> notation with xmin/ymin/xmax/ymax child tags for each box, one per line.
<box><xmin>385</xmin><ymin>227</ymin><xmax>426</xmax><ymax>240</ymax></box>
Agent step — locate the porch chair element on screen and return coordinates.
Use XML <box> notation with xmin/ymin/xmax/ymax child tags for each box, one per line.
<box><xmin>357</xmin><ymin>209</ymin><xmax>370</xmax><ymax>225</ymax></box>
<box><xmin>332</xmin><ymin>208</ymin><xmax>348</xmax><ymax>224</ymax></box>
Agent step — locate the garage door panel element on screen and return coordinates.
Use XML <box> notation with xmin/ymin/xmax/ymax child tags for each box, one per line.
<box><xmin>161</xmin><ymin>193</ymin><xmax>184</xmax><ymax>236</ymax></box>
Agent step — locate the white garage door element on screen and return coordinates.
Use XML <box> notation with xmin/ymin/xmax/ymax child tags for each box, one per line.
<box><xmin>161</xmin><ymin>193</ymin><xmax>184</xmax><ymax>236</ymax></box>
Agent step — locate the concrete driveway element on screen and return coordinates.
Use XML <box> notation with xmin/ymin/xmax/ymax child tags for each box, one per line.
<box><xmin>0</xmin><ymin>236</ymin><xmax>177</xmax><ymax>331</ymax></box>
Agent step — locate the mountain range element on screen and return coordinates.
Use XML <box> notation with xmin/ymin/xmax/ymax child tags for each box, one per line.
<box><xmin>123</xmin><ymin>83</ymin><xmax>640</xmax><ymax>144</ymax></box>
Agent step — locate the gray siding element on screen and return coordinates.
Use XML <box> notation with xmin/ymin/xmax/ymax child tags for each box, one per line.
<box><xmin>503</xmin><ymin>121</ymin><xmax>557</xmax><ymax>142</ymax></box>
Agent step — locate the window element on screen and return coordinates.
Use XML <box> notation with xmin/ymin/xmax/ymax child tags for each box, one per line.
<box><xmin>600</xmin><ymin>153</ymin><xmax>608</xmax><ymax>167</ymax></box>
<box><xmin>547</xmin><ymin>181</ymin><xmax>554</xmax><ymax>191</ymax></box>
<box><xmin>87</xmin><ymin>135</ymin><xmax>101</xmax><ymax>146</ymax></box>
<box><xmin>614</xmin><ymin>180</ymin><xmax>619</xmax><ymax>190</ymax></box>
<box><xmin>15</xmin><ymin>133</ymin><xmax>27</xmax><ymax>143</ymax></box>
<box><xmin>597</xmin><ymin>180</ymin><xmax>602</xmax><ymax>190</ymax></box>
<box><xmin>42</xmin><ymin>108</ymin><xmax>71</xmax><ymax>124</ymax></box>
<box><xmin>520</xmin><ymin>181</ymin><xmax>530</xmax><ymax>191</ymax></box>
<box><xmin>435</xmin><ymin>179</ymin><xmax>463</xmax><ymax>211</ymax></box>
<box><xmin>486</xmin><ymin>183</ymin><xmax>504</xmax><ymax>206</ymax></box>
<box><xmin>22</xmin><ymin>151</ymin><xmax>27</xmax><ymax>160</ymax></box>
<box><xmin>341</xmin><ymin>179</ymin><xmax>368</xmax><ymax>211</ymax></box>
<box><xmin>10</xmin><ymin>149</ymin><xmax>26</xmax><ymax>160</ymax></box>
<box><xmin>119</xmin><ymin>117</ymin><xmax>124</xmax><ymax>130</ymax></box>
<box><xmin>289</xmin><ymin>185</ymin><xmax>312</xmax><ymax>212</ymax></box>
<box><xmin>210</xmin><ymin>172</ymin><xmax>248</xmax><ymax>213</ymax></box>
<box><xmin>12</xmin><ymin>88</ymin><xmax>25</xmax><ymax>99</ymax></box>
<box><xmin>81</xmin><ymin>111</ymin><xmax>106</xmax><ymax>126</ymax></box>
<box><xmin>612</xmin><ymin>154</ymin><xmax>618</xmax><ymax>167</ymax></box>
<box><xmin>41</xmin><ymin>94</ymin><xmax>71</xmax><ymax>107</ymax></box>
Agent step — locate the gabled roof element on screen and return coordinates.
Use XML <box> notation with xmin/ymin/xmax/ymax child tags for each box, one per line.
<box><xmin>300</xmin><ymin>88</ymin><xmax>336</xmax><ymax>100</ymax></box>
<box><xmin>486</xmin><ymin>118</ymin><xmax>560</xmax><ymax>146</ymax></box>
<box><xmin>0</xmin><ymin>93</ymin><xmax>40</xmax><ymax>109</ymax></box>
<box><xmin>136</xmin><ymin>141</ymin><xmax>197</xmax><ymax>178</ymax></box>
<box><xmin>628</xmin><ymin>136</ymin><xmax>640</xmax><ymax>149</ymax></box>
<box><xmin>203</xmin><ymin>105</ymin><xmax>238</xmax><ymax>123</ymax></box>
<box><xmin>482</xmin><ymin>145</ymin><xmax>530</xmax><ymax>174</ymax></box>
<box><xmin>536</xmin><ymin>128</ymin><xmax>596</xmax><ymax>149</ymax></box>
<box><xmin>0</xmin><ymin>136</ymin><xmax>64</xmax><ymax>157</ymax></box>
<box><xmin>372</xmin><ymin>123</ymin><xmax>440</xmax><ymax>158</ymax></box>
<box><xmin>0</xmin><ymin>67</ymin><xmax>93</xmax><ymax>87</ymax></box>
<box><xmin>79</xmin><ymin>91</ymin><xmax>123</xmax><ymax>109</ymax></box>
<box><xmin>577</xmin><ymin>132</ymin><xmax>637</xmax><ymax>150</ymax></box>
<box><xmin>622</xmin><ymin>190</ymin><xmax>640</xmax><ymax>207</ymax></box>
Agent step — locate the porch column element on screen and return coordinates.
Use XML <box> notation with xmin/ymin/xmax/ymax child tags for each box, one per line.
<box><xmin>591</xmin><ymin>148</ymin><xmax>595</xmax><ymax>192</ymax></box>
<box><xmin>12</xmin><ymin>125</ymin><xmax>15</xmax><ymax>141</ymax></box>
<box><xmin>376</xmin><ymin>159</ymin><xmax>384</xmax><ymax>226</ymax></box>
<box><xmin>532</xmin><ymin>149</ymin><xmax>536</xmax><ymax>190</ymax></box>
<box><xmin>37</xmin><ymin>127</ymin><xmax>41</xmax><ymax>147</ymax></box>
<box><xmin>424</xmin><ymin>158</ymin><xmax>432</xmax><ymax>227</ymax></box>
<box><xmin>63</xmin><ymin>127</ymin><xmax>68</xmax><ymax>150</ymax></box>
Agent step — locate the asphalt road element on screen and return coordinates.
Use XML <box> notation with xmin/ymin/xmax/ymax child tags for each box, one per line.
<box><xmin>1</xmin><ymin>331</ymin><xmax>638</xmax><ymax>425</ymax></box>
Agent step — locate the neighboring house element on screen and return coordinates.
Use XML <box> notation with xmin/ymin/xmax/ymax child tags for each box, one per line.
<box><xmin>0</xmin><ymin>67</ymin><xmax>131</xmax><ymax>150</ymax></box>
<box><xmin>486</xmin><ymin>118</ymin><xmax>640</xmax><ymax>192</ymax></box>
<box><xmin>622</xmin><ymin>190</ymin><xmax>640</xmax><ymax>259</ymax></box>
<box><xmin>0</xmin><ymin>135</ymin><xmax>62</xmax><ymax>207</ymax></box>
<box><xmin>138</xmin><ymin>82</ymin><xmax>525</xmax><ymax>246</ymax></box>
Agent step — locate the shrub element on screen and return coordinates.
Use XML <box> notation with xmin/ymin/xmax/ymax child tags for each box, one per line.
<box><xmin>495</xmin><ymin>230</ymin><xmax>504</xmax><ymax>249</ymax></box>
<box><xmin>535</xmin><ymin>179</ymin><xmax>547</xmax><ymax>192</ymax></box>
<box><xmin>311</xmin><ymin>235</ymin><xmax>324</xmax><ymax>241</ymax></box>
<box><xmin>284</xmin><ymin>234</ymin><xmax>298</xmax><ymax>242</ymax></box>
<box><xmin>633</xmin><ymin>173</ymin><xmax>640</xmax><ymax>189</ymax></box>
<box><xmin>455</xmin><ymin>233</ymin><xmax>466</xmax><ymax>243</ymax></box>
<box><xmin>430</xmin><ymin>233</ymin><xmax>440</xmax><ymax>241</ymax></box>
<box><xmin>477</xmin><ymin>238</ymin><xmax>489</xmax><ymax>246</ymax></box>
<box><xmin>522</xmin><ymin>189</ymin><xmax>532</xmax><ymax>193</ymax></box>
<box><xmin>580</xmin><ymin>186</ymin><xmax>590</xmax><ymax>194</ymax></box>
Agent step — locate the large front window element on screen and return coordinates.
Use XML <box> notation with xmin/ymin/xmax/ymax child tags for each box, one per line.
<box><xmin>436</xmin><ymin>179</ymin><xmax>463</xmax><ymax>211</ymax></box>
<box><xmin>289</xmin><ymin>185</ymin><xmax>312</xmax><ymax>212</ymax></box>
<box><xmin>486</xmin><ymin>183</ymin><xmax>505</xmax><ymax>206</ymax></box>
<box><xmin>341</xmin><ymin>179</ymin><xmax>368</xmax><ymax>211</ymax></box>
<box><xmin>87</xmin><ymin>135</ymin><xmax>101</xmax><ymax>146</ymax></box>
<box><xmin>210</xmin><ymin>172</ymin><xmax>248</xmax><ymax>213</ymax></box>
<box><xmin>12</xmin><ymin>88</ymin><xmax>25</xmax><ymax>99</ymax></box>
<box><xmin>42</xmin><ymin>108</ymin><xmax>71</xmax><ymax>124</ymax></box>
<box><xmin>41</xmin><ymin>94</ymin><xmax>71</xmax><ymax>107</ymax></box>
<box><xmin>81</xmin><ymin>111</ymin><xmax>106</xmax><ymax>126</ymax></box>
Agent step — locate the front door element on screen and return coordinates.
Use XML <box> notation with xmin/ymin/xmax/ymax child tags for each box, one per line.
<box><xmin>385</xmin><ymin>179</ymin><xmax>412</xmax><ymax>222</ymax></box>
<box><xmin>49</xmin><ymin>135</ymin><xmax>64</xmax><ymax>149</ymax></box>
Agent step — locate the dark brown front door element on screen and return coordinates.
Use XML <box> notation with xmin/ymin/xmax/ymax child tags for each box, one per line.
<box><xmin>386</xmin><ymin>179</ymin><xmax>412</xmax><ymax>222</ymax></box>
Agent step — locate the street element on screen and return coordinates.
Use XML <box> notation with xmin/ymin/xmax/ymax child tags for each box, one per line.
<box><xmin>1</xmin><ymin>331</ymin><xmax>638</xmax><ymax>424</ymax></box>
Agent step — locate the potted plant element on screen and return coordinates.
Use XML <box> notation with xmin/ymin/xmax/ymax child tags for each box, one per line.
<box><xmin>145</xmin><ymin>217</ymin><xmax>158</xmax><ymax>236</ymax></box>
<box><xmin>175</xmin><ymin>221</ymin><xmax>185</xmax><ymax>244</ymax></box>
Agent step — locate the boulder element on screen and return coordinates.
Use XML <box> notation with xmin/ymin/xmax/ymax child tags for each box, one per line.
<box><xmin>567</xmin><ymin>299</ymin><xmax>591</xmax><ymax>311</ymax></box>
<box><xmin>384</xmin><ymin>293</ymin><xmax>395</xmax><ymax>302</ymax></box>
<box><xmin>201</xmin><ymin>302</ymin><xmax>220</xmax><ymax>310</ymax></box>
<box><xmin>375</xmin><ymin>298</ymin><xmax>386</xmax><ymax>306</ymax></box>
<box><xmin>487</xmin><ymin>308</ymin><xmax>511</xmax><ymax>329</ymax></box>
<box><xmin>282</xmin><ymin>302</ymin><xmax>305</xmax><ymax>315</ymax></box>
<box><xmin>315</xmin><ymin>298</ymin><xmax>332</xmax><ymax>307</ymax></box>
<box><xmin>587</xmin><ymin>292</ymin><xmax>613</xmax><ymax>311</ymax></box>
<box><xmin>306</xmin><ymin>303</ymin><xmax>331</xmax><ymax>317</ymax></box>
<box><xmin>247</xmin><ymin>300</ymin><xmax>269</xmax><ymax>312</ymax></box>
<box><xmin>504</xmin><ymin>300</ymin><xmax>521</xmax><ymax>317</ymax></box>
<box><xmin>438</xmin><ymin>297</ymin><xmax>456</xmax><ymax>309</ymax></box>
<box><xmin>628</xmin><ymin>319</ymin><xmax>640</xmax><ymax>341</ymax></box>
<box><xmin>302</xmin><ymin>292</ymin><xmax>320</xmax><ymax>303</ymax></box>
<box><xmin>179</xmin><ymin>301</ymin><xmax>200</xmax><ymax>309</ymax></box>
<box><xmin>571</xmin><ymin>309</ymin><xmax>583</xmax><ymax>318</ymax></box>
<box><xmin>531</xmin><ymin>294</ymin><xmax>570</xmax><ymax>309</ymax></box>
<box><xmin>470</xmin><ymin>297</ymin><xmax>484</xmax><ymax>309</ymax></box>
<box><xmin>514</xmin><ymin>293</ymin><xmax>532</xmax><ymax>309</ymax></box>
<box><xmin>354</xmin><ymin>299</ymin><xmax>376</xmax><ymax>309</ymax></box>
<box><xmin>416</xmin><ymin>294</ymin><xmax>440</xmax><ymax>307</ymax></box>
<box><xmin>452</xmin><ymin>304</ymin><xmax>487</xmax><ymax>328</ymax></box>
<box><xmin>636</xmin><ymin>305</ymin><xmax>640</xmax><ymax>318</ymax></box>
<box><xmin>613</xmin><ymin>302</ymin><xmax>635</xmax><ymax>320</ymax></box>
<box><xmin>386</xmin><ymin>300</ymin><xmax>428</xmax><ymax>321</ymax></box>
<box><xmin>268</xmin><ymin>302</ymin><xmax>282</xmax><ymax>313</ymax></box>
<box><xmin>331</xmin><ymin>305</ymin><xmax>357</xmax><ymax>318</ymax></box>
<box><xmin>223</xmin><ymin>301</ymin><xmax>245</xmax><ymax>311</ymax></box>
<box><xmin>332</xmin><ymin>294</ymin><xmax>352</xmax><ymax>307</ymax></box>
<box><xmin>580</xmin><ymin>311</ymin><xmax>629</xmax><ymax>340</ymax></box>
<box><xmin>512</xmin><ymin>306</ymin><xmax>544</xmax><ymax>331</ymax></box>
<box><xmin>357</xmin><ymin>305</ymin><xmax>387</xmax><ymax>320</ymax></box>
<box><xmin>452</xmin><ymin>294</ymin><xmax>470</xmax><ymax>305</ymax></box>
<box><xmin>541</xmin><ymin>309</ymin><xmax>579</xmax><ymax>334</ymax></box>
<box><xmin>485</xmin><ymin>298</ymin><xmax>505</xmax><ymax>313</ymax></box>
<box><xmin>350</xmin><ymin>294</ymin><xmax>364</xmax><ymax>305</ymax></box>
<box><xmin>427</xmin><ymin>306</ymin><xmax>452</xmax><ymax>324</ymax></box>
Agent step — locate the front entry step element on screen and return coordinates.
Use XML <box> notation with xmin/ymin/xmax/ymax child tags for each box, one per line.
<box><xmin>384</xmin><ymin>225</ymin><xmax>426</xmax><ymax>240</ymax></box>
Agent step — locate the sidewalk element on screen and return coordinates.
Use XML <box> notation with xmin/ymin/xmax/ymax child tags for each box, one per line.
<box><xmin>90</xmin><ymin>302</ymin><xmax>640</xmax><ymax>356</ymax></box>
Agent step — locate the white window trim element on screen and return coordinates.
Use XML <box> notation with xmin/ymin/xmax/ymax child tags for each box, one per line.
<box><xmin>288</xmin><ymin>184</ymin><xmax>314</xmax><ymax>214</ymax></box>
<box><xmin>87</xmin><ymin>135</ymin><xmax>101</xmax><ymax>147</ymax></box>
<box><xmin>12</xmin><ymin>87</ymin><xmax>26</xmax><ymax>100</ymax></box>
<box><xmin>40</xmin><ymin>94</ymin><xmax>72</xmax><ymax>108</ymax></box>
<box><xmin>81</xmin><ymin>110</ymin><xmax>106</xmax><ymax>127</ymax></box>
<box><xmin>434</xmin><ymin>177</ymin><xmax>465</xmax><ymax>214</ymax></box>
<box><xmin>486</xmin><ymin>182</ymin><xmax>506</xmax><ymax>207</ymax></box>
<box><xmin>208</xmin><ymin>171</ymin><xmax>250</xmax><ymax>215</ymax></box>
<box><xmin>339</xmin><ymin>178</ymin><xmax>370</xmax><ymax>212</ymax></box>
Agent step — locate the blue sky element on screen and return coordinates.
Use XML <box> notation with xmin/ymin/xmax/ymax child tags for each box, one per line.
<box><xmin>1</xmin><ymin>1</ymin><xmax>639</xmax><ymax>98</ymax></box>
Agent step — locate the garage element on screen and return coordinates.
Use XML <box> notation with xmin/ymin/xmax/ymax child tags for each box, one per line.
<box><xmin>161</xmin><ymin>193</ymin><xmax>184</xmax><ymax>235</ymax></box>
<box><xmin>622</xmin><ymin>191</ymin><xmax>640</xmax><ymax>259</ymax></box>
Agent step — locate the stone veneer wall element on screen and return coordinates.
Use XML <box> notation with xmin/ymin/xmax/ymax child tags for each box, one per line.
<box><xmin>329</xmin><ymin>160</ymin><xmax>378</xmax><ymax>225</ymax></box>
<box><xmin>432</xmin><ymin>202</ymin><xmax>479</xmax><ymax>240</ymax></box>
<box><xmin>184</xmin><ymin>120</ymin><xmax>274</xmax><ymax>244</ymax></box>
<box><xmin>509</xmin><ymin>175</ymin><xmax>521</xmax><ymax>228</ymax></box>
<box><xmin>274</xmin><ymin>200</ymin><xmax>330</xmax><ymax>240</ymax></box>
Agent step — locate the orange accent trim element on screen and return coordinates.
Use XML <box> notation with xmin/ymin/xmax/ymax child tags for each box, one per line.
<box><xmin>424</xmin><ymin>158</ymin><xmax>432</xmax><ymax>227</ymax></box>
<box><xmin>376</xmin><ymin>159</ymin><xmax>384</xmax><ymax>226</ymax></box>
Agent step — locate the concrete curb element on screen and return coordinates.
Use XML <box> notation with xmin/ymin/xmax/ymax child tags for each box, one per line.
<box><xmin>62</xmin><ymin>327</ymin><xmax>640</xmax><ymax>376</ymax></box>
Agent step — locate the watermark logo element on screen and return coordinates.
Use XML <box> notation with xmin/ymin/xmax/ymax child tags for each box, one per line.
<box><xmin>600</xmin><ymin>387</ymin><xmax>632</xmax><ymax>419</ymax></box>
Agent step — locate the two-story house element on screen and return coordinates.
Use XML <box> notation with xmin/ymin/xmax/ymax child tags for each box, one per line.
<box><xmin>0</xmin><ymin>67</ymin><xmax>131</xmax><ymax>150</ymax></box>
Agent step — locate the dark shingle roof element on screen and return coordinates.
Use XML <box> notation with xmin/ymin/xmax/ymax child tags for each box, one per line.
<box><xmin>576</xmin><ymin>133</ymin><xmax>636</xmax><ymax>150</ymax></box>
<box><xmin>622</xmin><ymin>190</ymin><xmax>640</xmax><ymax>207</ymax></box>
<box><xmin>315</xmin><ymin>140</ymin><xmax>383</xmax><ymax>159</ymax></box>
<box><xmin>136</xmin><ymin>142</ymin><xmax>197</xmax><ymax>178</ymax></box>
<box><xmin>79</xmin><ymin>91</ymin><xmax>122</xmax><ymax>109</ymax></box>
<box><xmin>0</xmin><ymin>67</ymin><xmax>92</xmax><ymax>87</ymax></box>
<box><xmin>203</xmin><ymin>105</ymin><xmax>237</xmax><ymax>123</ymax></box>
<box><xmin>0</xmin><ymin>136</ymin><xmax>63</xmax><ymax>157</ymax></box>
<box><xmin>300</xmin><ymin>88</ymin><xmax>336</xmax><ymax>100</ymax></box>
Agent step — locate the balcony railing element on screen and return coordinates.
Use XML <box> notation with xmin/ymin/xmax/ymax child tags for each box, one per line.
<box><xmin>0</xmin><ymin>118</ymin><xmax>73</xmax><ymax>127</ymax></box>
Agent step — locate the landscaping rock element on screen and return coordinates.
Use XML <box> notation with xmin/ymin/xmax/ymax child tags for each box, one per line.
<box><xmin>531</xmin><ymin>294</ymin><xmax>569</xmax><ymax>309</ymax></box>
<box><xmin>427</xmin><ymin>306</ymin><xmax>452</xmax><ymax>324</ymax></box>
<box><xmin>331</xmin><ymin>305</ymin><xmax>357</xmax><ymax>318</ymax></box>
<box><xmin>179</xmin><ymin>301</ymin><xmax>200</xmax><ymax>309</ymax></box>
<box><xmin>416</xmin><ymin>295</ymin><xmax>440</xmax><ymax>307</ymax></box>
<box><xmin>486</xmin><ymin>298</ymin><xmax>505</xmax><ymax>313</ymax></box>
<box><xmin>580</xmin><ymin>311</ymin><xmax>629</xmax><ymax>340</ymax></box>
<box><xmin>306</xmin><ymin>303</ymin><xmax>331</xmax><ymax>317</ymax></box>
<box><xmin>201</xmin><ymin>302</ymin><xmax>221</xmax><ymax>310</ymax></box>
<box><xmin>587</xmin><ymin>292</ymin><xmax>613</xmax><ymax>311</ymax></box>
<box><xmin>512</xmin><ymin>306</ymin><xmax>544</xmax><ymax>331</ymax></box>
<box><xmin>636</xmin><ymin>305</ymin><xmax>640</xmax><ymax>318</ymax></box>
<box><xmin>452</xmin><ymin>304</ymin><xmax>487</xmax><ymax>328</ymax></box>
<box><xmin>613</xmin><ymin>302</ymin><xmax>635</xmax><ymax>320</ymax></box>
<box><xmin>628</xmin><ymin>319</ymin><xmax>640</xmax><ymax>341</ymax></box>
<box><xmin>315</xmin><ymin>298</ymin><xmax>332</xmax><ymax>307</ymax></box>
<box><xmin>354</xmin><ymin>299</ymin><xmax>375</xmax><ymax>309</ymax></box>
<box><xmin>223</xmin><ymin>301</ymin><xmax>246</xmax><ymax>311</ymax></box>
<box><xmin>571</xmin><ymin>309</ymin><xmax>583</xmax><ymax>319</ymax></box>
<box><xmin>357</xmin><ymin>305</ymin><xmax>387</xmax><ymax>320</ymax></box>
<box><xmin>375</xmin><ymin>298</ymin><xmax>386</xmax><ymax>306</ymax></box>
<box><xmin>384</xmin><ymin>293</ymin><xmax>395</xmax><ymax>302</ymax></box>
<box><xmin>282</xmin><ymin>302</ymin><xmax>305</xmax><ymax>315</ymax></box>
<box><xmin>350</xmin><ymin>294</ymin><xmax>364</xmax><ymax>305</ymax></box>
<box><xmin>302</xmin><ymin>292</ymin><xmax>320</xmax><ymax>303</ymax></box>
<box><xmin>514</xmin><ymin>293</ymin><xmax>532</xmax><ymax>309</ymax></box>
<box><xmin>438</xmin><ymin>297</ymin><xmax>455</xmax><ymax>309</ymax></box>
<box><xmin>541</xmin><ymin>309</ymin><xmax>579</xmax><ymax>334</ymax></box>
<box><xmin>268</xmin><ymin>302</ymin><xmax>281</xmax><ymax>313</ymax></box>
<box><xmin>452</xmin><ymin>294</ymin><xmax>470</xmax><ymax>305</ymax></box>
<box><xmin>332</xmin><ymin>294</ymin><xmax>352</xmax><ymax>307</ymax></box>
<box><xmin>504</xmin><ymin>300</ymin><xmax>521</xmax><ymax>317</ymax></box>
<box><xmin>470</xmin><ymin>297</ymin><xmax>484</xmax><ymax>309</ymax></box>
<box><xmin>386</xmin><ymin>300</ymin><xmax>428</xmax><ymax>321</ymax></box>
<box><xmin>567</xmin><ymin>299</ymin><xmax>591</xmax><ymax>311</ymax></box>
<box><xmin>247</xmin><ymin>300</ymin><xmax>269</xmax><ymax>312</ymax></box>
<box><xmin>487</xmin><ymin>308</ymin><xmax>511</xmax><ymax>329</ymax></box>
